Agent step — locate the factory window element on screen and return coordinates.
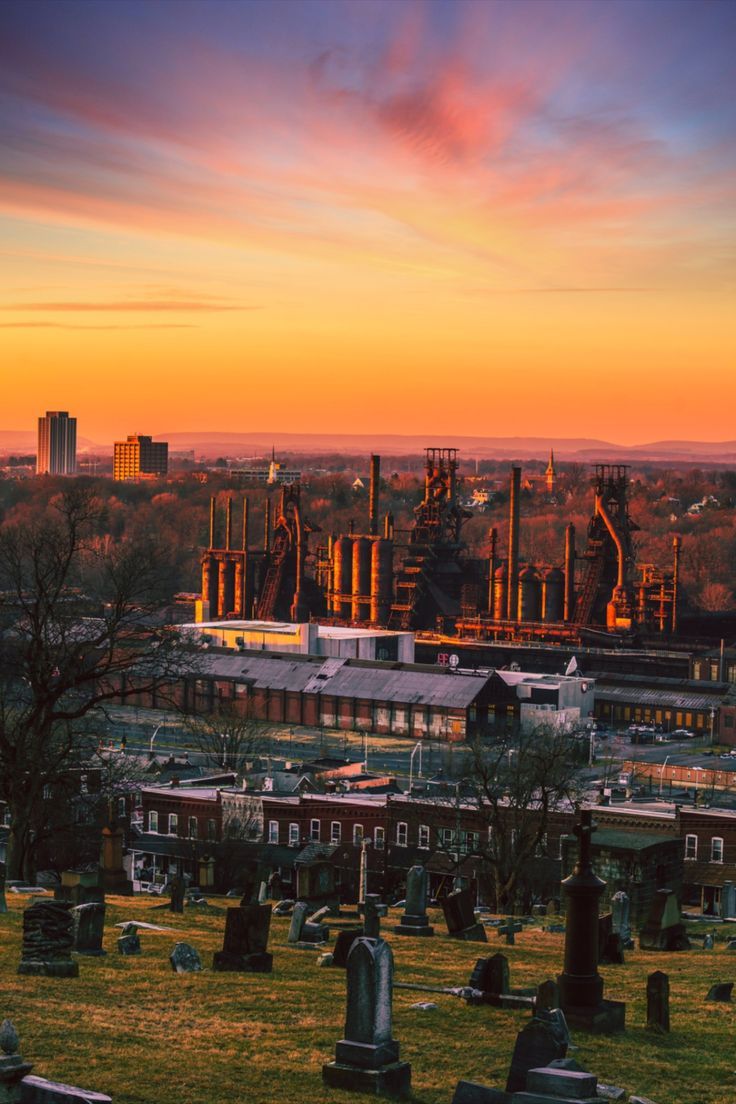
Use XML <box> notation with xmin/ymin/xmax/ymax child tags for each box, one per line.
<box><xmin>168</xmin><ymin>814</ymin><xmax>178</xmax><ymax>836</ymax></box>
<box><xmin>396</xmin><ymin>822</ymin><xmax>408</xmax><ymax>847</ymax></box>
<box><xmin>374</xmin><ymin>827</ymin><xmax>385</xmax><ymax>850</ymax></box>
<box><xmin>684</xmin><ymin>834</ymin><xmax>697</xmax><ymax>860</ymax></box>
<box><xmin>418</xmin><ymin>825</ymin><xmax>430</xmax><ymax>850</ymax></box>
<box><xmin>148</xmin><ymin>811</ymin><xmax>158</xmax><ymax>833</ymax></box>
<box><xmin>268</xmin><ymin>820</ymin><xmax>279</xmax><ymax>844</ymax></box>
<box><xmin>289</xmin><ymin>822</ymin><xmax>300</xmax><ymax>847</ymax></box>
<box><xmin>310</xmin><ymin>818</ymin><xmax>321</xmax><ymax>841</ymax></box>
<box><xmin>331</xmin><ymin>821</ymin><xmax>341</xmax><ymax>844</ymax></box>
<box><xmin>188</xmin><ymin>817</ymin><xmax>198</xmax><ymax>839</ymax></box>
<box><xmin>711</xmin><ymin>837</ymin><xmax>724</xmax><ymax>863</ymax></box>
<box><xmin>207</xmin><ymin>819</ymin><xmax>217</xmax><ymax>841</ymax></box>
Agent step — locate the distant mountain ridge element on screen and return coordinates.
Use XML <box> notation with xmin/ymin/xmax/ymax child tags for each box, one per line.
<box><xmin>2</xmin><ymin>429</ymin><xmax>736</xmax><ymax>463</ymax></box>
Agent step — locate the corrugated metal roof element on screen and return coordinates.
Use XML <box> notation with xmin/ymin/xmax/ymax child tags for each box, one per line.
<box><xmin>194</xmin><ymin>651</ymin><xmax>490</xmax><ymax>709</ymax></box>
<box><xmin>595</xmin><ymin>685</ymin><xmax>721</xmax><ymax>710</ymax></box>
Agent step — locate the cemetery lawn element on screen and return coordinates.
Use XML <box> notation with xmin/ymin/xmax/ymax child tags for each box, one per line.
<box><xmin>2</xmin><ymin>896</ymin><xmax>735</xmax><ymax>1104</ymax></box>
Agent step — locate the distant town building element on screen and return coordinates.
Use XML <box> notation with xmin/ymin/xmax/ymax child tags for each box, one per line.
<box><xmin>36</xmin><ymin>410</ymin><xmax>77</xmax><ymax>475</ymax></box>
<box><xmin>113</xmin><ymin>434</ymin><xmax>168</xmax><ymax>481</ymax></box>
<box><xmin>228</xmin><ymin>448</ymin><xmax>300</xmax><ymax>485</ymax></box>
<box><xmin>545</xmin><ymin>447</ymin><xmax>557</xmax><ymax>495</ymax></box>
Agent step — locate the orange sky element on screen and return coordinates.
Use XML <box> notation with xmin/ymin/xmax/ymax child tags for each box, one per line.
<box><xmin>1</xmin><ymin>0</ymin><xmax>734</xmax><ymax>445</ymax></box>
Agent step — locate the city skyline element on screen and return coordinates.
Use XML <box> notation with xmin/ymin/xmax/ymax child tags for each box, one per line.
<box><xmin>1</xmin><ymin>0</ymin><xmax>734</xmax><ymax>443</ymax></box>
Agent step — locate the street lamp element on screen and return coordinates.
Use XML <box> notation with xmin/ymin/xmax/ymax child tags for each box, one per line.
<box><xmin>659</xmin><ymin>754</ymin><xmax>671</xmax><ymax>796</ymax></box>
<box><xmin>409</xmin><ymin>742</ymin><xmax>423</xmax><ymax>793</ymax></box>
<box><xmin>149</xmin><ymin>722</ymin><xmax>164</xmax><ymax>757</ymax></box>
<box><xmin>221</xmin><ymin>732</ymin><xmax>229</xmax><ymax>768</ymax></box>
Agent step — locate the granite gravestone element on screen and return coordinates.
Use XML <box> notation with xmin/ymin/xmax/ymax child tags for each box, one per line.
<box><xmin>505</xmin><ymin>1014</ymin><xmax>569</xmax><ymax>1093</ymax></box>
<box><xmin>0</xmin><ymin>1020</ymin><xmax>33</xmax><ymax>1103</ymax></box>
<box><xmin>170</xmin><ymin>942</ymin><xmax>202</xmax><ymax>973</ymax></box>
<box><xmin>333</xmin><ymin>929</ymin><xmax>364</xmax><ymax>968</ymax></box>
<box><xmin>287</xmin><ymin>901</ymin><xmax>329</xmax><ymax>945</ymax></box>
<box><xmin>58</xmin><ymin>868</ymin><xmax>104</xmax><ymax>907</ymax></box>
<box><xmin>646</xmin><ymin>971</ymin><xmax>669</xmax><ymax>1032</ymax></box>
<box><xmin>117</xmin><ymin>923</ymin><xmax>141</xmax><ymax>955</ymax></box>
<box><xmin>394</xmin><ymin>866</ymin><xmax>433</xmax><ymax>937</ymax></box>
<box><xmin>557</xmin><ymin>810</ymin><xmax>625</xmax><ymax>1033</ymax></box>
<box><xmin>71</xmin><ymin>902</ymin><xmax>106</xmax><ymax>956</ymax></box>
<box><xmin>213</xmin><ymin>904</ymin><xmax>273</xmax><ymax>972</ymax></box>
<box><xmin>639</xmin><ymin>889</ymin><xmax>690</xmax><ymax>951</ymax></box>
<box><xmin>611</xmin><ymin>890</ymin><xmax>632</xmax><ymax>947</ymax></box>
<box><xmin>468</xmin><ymin>954</ymin><xmax>510</xmax><ymax>998</ymax></box>
<box><xmin>0</xmin><ymin>862</ymin><xmax>7</xmax><ymax>915</ymax></box>
<box><xmin>705</xmin><ymin>982</ymin><xmax>733</xmax><ymax>1002</ymax></box>
<box><xmin>322</xmin><ymin>937</ymin><xmax>411</xmax><ymax>1096</ymax></box>
<box><xmin>536</xmin><ymin>979</ymin><xmax>561</xmax><ymax>1012</ymax></box>
<box><xmin>442</xmin><ymin>888</ymin><xmax>487</xmax><ymax>943</ymax></box>
<box><xmin>18</xmin><ymin>900</ymin><xmax>79</xmax><ymax>977</ymax></box>
<box><xmin>169</xmin><ymin>875</ymin><xmax>186</xmax><ymax>915</ymax></box>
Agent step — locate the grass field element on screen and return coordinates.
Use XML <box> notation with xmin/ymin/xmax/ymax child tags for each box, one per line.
<box><xmin>2</xmin><ymin>895</ymin><xmax>734</xmax><ymax>1104</ymax></box>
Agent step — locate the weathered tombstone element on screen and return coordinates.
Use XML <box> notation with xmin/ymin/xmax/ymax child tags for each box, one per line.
<box><xmin>600</xmin><ymin>931</ymin><xmax>625</xmax><ymax>966</ymax></box>
<box><xmin>169</xmin><ymin>875</ymin><xmax>185</xmax><ymax>914</ymax></box>
<box><xmin>333</xmin><ymin>929</ymin><xmax>364</xmax><ymax>969</ymax></box>
<box><xmin>213</xmin><ymin>904</ymin><xmax>272</xmax><ymax>972</ymax></box>
<box><xmin>597</xmin><ymin>913</ymin><xmax>612</xmax><ymax>960</ymax></box>
<box><xmin>0</xmin><ymin>1020</ymin><xmax>33</xmax><ymax>1103</ymax></box>
<box><xmin>362</xmin><ymin>895</ymin><xmax>382</xmax><ymax>940</ymax></box>
<box><xmin>526</xmin><ymin>1067</ymin><xmax>598</xmax><ymax>1098</ymax></box>
<box><xmin>468</xmin><ymin>954</ymin><xmax>510</xmax><ymax>997</ymax></box>
<box><xmin>59</xmin><ymin>868</ymin><xmax>104</xmax><ymax>907</ymax></box>
<box><xmin>288</xmin><ymin>901</ymin><xmax>310</xmax><ymax>943</ymax></box>
<box><xmin>71</xmin><ymin>902</ymin><xmax>106</xmax><ymax>956</ymax></box>
<box><xmin>546</xmin><ymin>898</ymin><xmax>560</xmax><ymax>916</ymax></box>
<box><xmin>703</xmin><ymin>933</ymin><xmax>714</xmax><ymax>951</ymax></box>
<box><xmin>646</xmin><ymin>970</ymin><xmax>669</xmax><ymax>1032</ymax></box>
<box><xmin>557</xmin><ymin>810</ymin><xmax>625</xmax><ymax>1033</ymax></box>
<box><xmin>258</xmin><ymin>881</ymin><xmax>268</xmax><ymax>905</ymax></box>
<box><xmin>498</xmin><ymin>917</ymin><xmax>520</xmax><ymax>946</ymax></box>
<box><xmin>273</xmin><ymin>898</ymin><xmax>295</xmax><ymax>916</ymax></box>
<box><xmin>322</xmin><ymin>937</ymin><xmax>411</xmax><ymax>1096</ymax></box>
<box><xmin>168</xmin><ymin>942</ymin><xmax>201</xmax><ymax>973</ymax></box>
<box><xmin>721</xmin><ymin>881</ymin><xmax>736</xmax><ymax>920</ymax></box>
<box><xmin>705</xmin><ymin>982</ymin><xmax>733</xmax><ymax>1002</ymax></box>
<box><xmin>611</xmin><ymin>890</ymin><xmax>632</xmax><ymax>947</ymax></box>
<box><xmin>117</xmin><ymin>923</ymin><xmax>141</xmax><ymax>955</ymax></box>
<box><xmin>394</xmin><ymin>866</ymin><xmax>434</xmax><ymax>937</ymax></box>
<box><xmin>505</xmin><ymin>1014</ymin><xmax>568</xmax><ymax>1093</ymax></box>
<box><xmin>0</xmin><ymin>862</ymin><xmax>8</xmax><ymax>915</ymax></box>
<box><xmin>17</xmin><ymin>899</ymin><xmax>79</xmax><ymax>977</ymax></box>
<box><xmin>639</xmin><ymin>888</ymin><xmax>690</xmax><ymax>951</ymax></box>
<box><xmin>536</xmin><ymin>978</ymin><xmax>560</xmax><ymax>1012</ymax></box>
<box><xmin>442</xmin><ymin>888</ymin><xmax>487</xmax><ymax>943</ymax></box>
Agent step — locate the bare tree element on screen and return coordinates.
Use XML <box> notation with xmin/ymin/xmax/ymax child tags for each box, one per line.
<box><xmin>181</xmin><ymin>703</ymin><xmax>267</xmax><ymax>777</ymax></box>
<box><xmin>0</xmin><ymin>486</ymin><xmax>185</xmax><ymax>880</ymax></box>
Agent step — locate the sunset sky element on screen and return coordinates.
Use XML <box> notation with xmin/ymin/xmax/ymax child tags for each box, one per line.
<box><xmin>1</xmin><ymin>0</ymin><xmax>734</xmax><ymax>445</ymax></box>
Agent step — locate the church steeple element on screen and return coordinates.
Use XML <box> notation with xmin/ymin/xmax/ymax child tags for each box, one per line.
<box><xmin>545</xmin><ymin>447</ymin><xmax>556</xmax><ymax>495</ymax></box>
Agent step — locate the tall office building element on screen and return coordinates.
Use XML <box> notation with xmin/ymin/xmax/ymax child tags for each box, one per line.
<box><xmin>113</xmin><ymin>434</ymin><xmax>168</xmax><ymax>481</ymax></box>
<box><xmin>36</xmin><ymin>411</ymin><xmax>77</xmax><ymax>475</ymax></box>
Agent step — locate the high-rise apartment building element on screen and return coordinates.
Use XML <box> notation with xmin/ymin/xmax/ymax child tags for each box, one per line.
<box><xmin>36</xmin><ymin>411</ymin><xmax>77</xmax><ymax>475</ymax></box>
<box><xmin>113</xmin><ymin>434</ymin><xmax>168</xmax><ymax>481</ymax></box>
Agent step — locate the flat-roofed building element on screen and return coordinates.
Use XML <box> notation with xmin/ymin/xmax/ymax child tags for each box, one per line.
<box><xmin>113</xmin><ymin>434</ymin><xmax>168</xmax><ymax>480</ymax></box>
<box><xmin>36</xmin><ymin>410</ymin><xmax>76</xmax><ymax>475</ymax></box>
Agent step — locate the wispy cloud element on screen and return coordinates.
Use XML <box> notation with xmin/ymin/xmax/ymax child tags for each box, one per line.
<box><xmin>0</xmin><ymin>321</ymin><xmax>197</xmax><ymax>329</ymax></box>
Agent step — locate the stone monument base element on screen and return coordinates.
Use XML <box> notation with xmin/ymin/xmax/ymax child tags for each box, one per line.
<box><xmin>322</xmin><ymin>1060</ymin><xmax>412</xmax><ymax>1097</ymax></box>
<box><xmin>394</xmin><ymin>914</ymin><xmax>434</xmax><ymax>937</ymax></box>
<box><xmin>18</xmin><ymin>958</ymin><xmax>79</xmax><ymax>978</ymax></box>
<box><xmin>75</xmin><ymin>948</ymin><xmax>107</xmax><ymax>957</ymax></box>
<box><xmin>212</xmin><ymin>951</ymin><xmax>273</xmax><ymax>973</ymax></box>
<box><xmin>562</xmin><ymin>998</ymin><xmax>626</xmax><ymax>1034</ymax></box>
<box><xmin>449</xmin><ymin>923</ymin><xmax>487</xmax><ymax>943</ymax></box>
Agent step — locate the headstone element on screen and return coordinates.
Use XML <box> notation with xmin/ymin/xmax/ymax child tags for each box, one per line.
<box><xmin>442</xmin><ymin>888</ymin><xmax>487</xmax><ymax>943</ymax></box>
<box><xmin>703</xmin><ymin>933</ymin><xmax>714</xmax><ymax>951</ymax></box>
<box><xmin>646</xmin><ymin>970</ymin><xmax>669</xmax><ymax>1032</ymax></box>
<box><xmin>318</xmin><ymin>953</ymin><xmax>334</xmax><ymax>967</ymax></box>
<box><xmin>309</xmin><ymin>905</ymin><xmax>332</xmax><ymax>925</ymax></box>
<box><xmin>0</xmin><ymin>862</ymin><xmax>8</xmax><ymax>915</ymax></box>
<box><xmin>526</xmin><ymin>1067</ymin><xmax>598</xmax><ymax>1097</ymax></box>
<box><xmin>705</xmin><ymin>982</ymin><xmax>733</xmax><ymax>1002</ymax></box>
<box><xmin>362</xmin><ymin>895</ymin><xmax>381</xmax><ymax>940</ymax></box>
<box><xmin>295</xmin><ymin>858</ymin><xmax>339</xmax><ymax>914</ymax></box>
<box><xmin>169</xmin><ymin>875</ymin><xmax>185</xmax><ymax>914</ymax></box>
<box><xmin>0</xmin><ymin>1020</ymin><xmax>33</xmax><ymax>1104</ymax></box>
<box><xmin>288</xmin><ymin>902</ymin><xmax>310</xmax><ymax>943</ymax></box>
<box><xmin>451</xmin><ymin>1082</ymin><xmax>509</xmax><ymax>1103</ymax></box>
<box><xmin>536</xmin><ymin>978</ymin><xmax>560</xmax><ymax>1012</ymax></box>
<box><xmin>333</xmin><ymin>929</ymin><xmax>364</xmax><ymax>969</ymax></box>
<box><xmin>71</xmin><ymin>902</ymin><xmax>106</xmax><ymax>956</ymax></box>
<box><xmin>546</xmin><ymin>898</ymin><xmax>560</xmax><ymax>916</ymax></box>
<box><xmin>273</xmin><ymin>899</ymin><xmax>295</xmax><ymax>916</ymax></box>
<box><xmin>721</xmin><ymin>881</ymin><xmax>736</xmax><ymax>920</ymax></box>
<box><xmin>59</xmin><ymin>868</ymin><xmax>104</xmax><ymax>907</ymax></box>
<box><xmin>639</xmin><ymin>889</ymin><xmax>690</xmax><ymax>951</ymax></box>
<box><xmin>117</xmin><ymin>923</ymin><xmax>141</xmax><ymax>955</ymax></box>
<box><xmin>410</xmin><ymin>1002</ymin><xmax>437</xmax><ymax>1012</ymax></box>
<box><xmin>17</xmin><ymin>899</ymin><xmax>79</xmax><ymax>977</ymax></box>
<box><xmin>18</xmin><ymin>1074</ymin><xmax>112</xmax><ymax>1102</ymax></box>
<box><xmin>557</xmin><ymin>810</ymin><xmax>625</xmax><ymax>1033</ymax></box>
<box><xmin>505</xmin><ymin>1015</ymin><xmax>568</xmax><ymax>1093</ymax></box>
<box><xmin>394</xmin><ymin>866</ymin><xmax>434</xmax><ymax>937</ymax></box>
<box><xmin>322</xmin><ymin>937</ymin><xmax>411</xmax><ymax>1096</ymax></box>
<box><xmin>597</xmin><ymin>913</ymin><xmax>612</xmax><ymax>960</ymax></box>
<box><xmin>468</xmin><ymin>954</ymin><xmax>510</xmax><ymax>997</ymax></box>
<box><xmin>498</xmin><ymin>917</ymin><xmax>519</xmax><ymax>945</ymax></box>
<box><xmin>213</xmin><ymin>904</ymin><xmax>272</xmax><ymax>972</ymax></box>
<box><xmin>611</xmin><ymin>890</ymin><xmax>632</xmax><ymax>947</ymax></box>
<box><xmin>258</xmin><ymin>881</ymin><xmax>268</xmax><ymax>905</ymax></box>
<box><xmin>170</xmin><ymin>942</ymin><xmax>202</xmax><ymax>973</ymax></box>
<box><xmin>600</xmin><ymin>931</ymin><xmax>625</xmax><ymax>966</ymax></box>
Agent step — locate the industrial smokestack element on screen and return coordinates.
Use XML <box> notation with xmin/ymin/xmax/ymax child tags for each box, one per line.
<box><xmin>225</xmin><ymin>497</ymin><xmax>232</xmax><ymax>551</ymax></box>
<box><xmin>672</xmin><ymin>535</ymin><xmax>681</xmax><ymax>634</ymax></box>
<box><xmin>506</xmin><ymin>466</ymin><xmax>521</xmax><ymax>620</ymax></box>
<box><xmin>564</xmin><ymin>523</ymin><xmax>576</xmax><ymax>621</ymax></box>
<box><xmin>369</xmin><ymin>454</ymin><xmax>380</xmax><ymax>536</ymax></box>
<box><xmin>488</xmin><ymin>527</ymin><xmax>497</xmax><ymax>615</ymax></box>
<box><xmin>209</xmin><ymin>495</ymin><xmax>216</xmax><ymax>548</ymax></box>
<box><xmin>242</xmin><ymin>497</ymin><xmax>249</xmax><ymax>551</ymax></box>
